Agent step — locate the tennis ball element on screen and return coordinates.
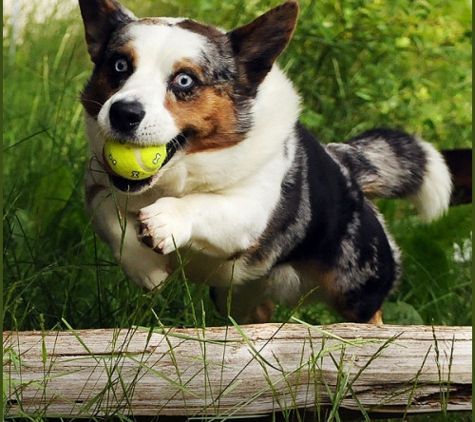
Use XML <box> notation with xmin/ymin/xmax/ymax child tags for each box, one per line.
<box><xmin>104</xmin><ymin>139</ymin><xmax>167</xmax><ymax>180</ymax></box>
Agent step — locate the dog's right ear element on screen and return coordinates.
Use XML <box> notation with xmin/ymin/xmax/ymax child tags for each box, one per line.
<box><xmin>79</xmin><ymin>0</ymin><xmax>136</xmax><ymax>63</ymax></box>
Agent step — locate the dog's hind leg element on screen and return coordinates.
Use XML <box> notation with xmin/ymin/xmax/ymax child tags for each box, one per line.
<box><xmin>367</xmin><ymin>309</ymin><xmax>383</xmax><ymax>325</ymax></box>
<box><xmin>210</xmin><ymin>279</ymin><xmax>275</xmax><ymax>324</ymax></box>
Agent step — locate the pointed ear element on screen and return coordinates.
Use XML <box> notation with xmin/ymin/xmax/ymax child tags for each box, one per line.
<box><xmin>229</xmin><ymin>1</ymin><xmax>299</xmax><ymax>90</ymax></box>
<box><xmin>79</xmin><ymin>0</ymin><xmax>136</xmax><ymax>63</ymax></box>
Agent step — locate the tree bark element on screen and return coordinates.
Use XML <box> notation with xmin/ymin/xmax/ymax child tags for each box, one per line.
<box><xmin>3</xmin><ymin>323</ymin><xmax>472</xmax><ymax>418</ymax></box>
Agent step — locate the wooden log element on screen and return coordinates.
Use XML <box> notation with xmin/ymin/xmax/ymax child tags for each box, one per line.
<box><xmin>3</xmin><ymin>323</ymin><xmax>472</xmax><ymax>419</ymax></box>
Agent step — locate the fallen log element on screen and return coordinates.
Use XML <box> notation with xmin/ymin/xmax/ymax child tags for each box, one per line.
<box><xmin>3</xmin><ymin>323</ymin><xmax>472</xmax><ymax>419</ymax></box>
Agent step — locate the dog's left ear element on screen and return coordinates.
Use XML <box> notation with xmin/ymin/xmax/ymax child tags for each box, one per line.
<box><xmin>229</xmin><ymin>1</ymin><xmax>299</xmax><ymax>91</ymax></box>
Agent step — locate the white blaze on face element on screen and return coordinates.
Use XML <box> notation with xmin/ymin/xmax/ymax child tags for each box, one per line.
<box><xmin>97</xmin><ymin>22</ymin><xmax>209</xmax><ymax>145</ymax></box>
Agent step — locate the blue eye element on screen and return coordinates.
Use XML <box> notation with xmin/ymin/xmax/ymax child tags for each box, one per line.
<box><xmin>172</xmin><ymin>73</ymin><xmax>196</xmax><ymax>91</ymax></box>
<box><xmin>114</xmin><ymin>58</ymin><xmax>129</xmax><ymax>73</ymax></box>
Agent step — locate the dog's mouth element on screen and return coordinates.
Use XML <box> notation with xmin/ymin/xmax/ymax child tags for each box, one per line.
<box><xmin>105</xmin><ymin>134</ymin><xmax>187</xmax><ymax>193</ymax></box>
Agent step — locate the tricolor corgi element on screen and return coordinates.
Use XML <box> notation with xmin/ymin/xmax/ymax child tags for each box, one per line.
<box><xmin>79</xmin><ymin>0</ymin><xmax>452</xmax><ymax>324</ymax></box>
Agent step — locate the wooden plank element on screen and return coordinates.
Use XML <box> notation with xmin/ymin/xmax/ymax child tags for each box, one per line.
<box><xmin>3</xmin><ymin>323</ymin><xmax>472</xmax><ymax>418</ymax></box>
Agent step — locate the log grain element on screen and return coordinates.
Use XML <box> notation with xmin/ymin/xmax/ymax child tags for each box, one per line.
<box><xmin>3</xmin><ymin>323</ymin><xmax>472</xmax><ymax>418</ymax></box>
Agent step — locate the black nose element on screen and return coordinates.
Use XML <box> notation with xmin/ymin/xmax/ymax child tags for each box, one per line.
<box><xmin>109</xmin><ymin>100</ymin><xmax>145</xmax><ymax>134</ymax></box>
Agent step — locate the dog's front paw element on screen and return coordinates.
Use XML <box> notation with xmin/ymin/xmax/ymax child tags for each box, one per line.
<box><xmin>138</xmin><ymin>198</ymin><xmax>192</xmax><ymax>255</ymax></box>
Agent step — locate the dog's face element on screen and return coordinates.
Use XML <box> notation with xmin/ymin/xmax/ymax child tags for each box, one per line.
<box><xmin>80</xmin><ymin>0</ymin><xmax>298</xmax><ymax>192</ymax></box>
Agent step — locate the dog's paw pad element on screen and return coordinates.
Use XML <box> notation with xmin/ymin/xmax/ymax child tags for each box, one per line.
<box><xmin>141</xmin><ymin>234</ymin><xmax>154</xmax><ymax>249</ymax></box>
<box><xmin>137</xmin><ymin>198</ymin><xmax>192</xmax><ymax>255</ymax></box>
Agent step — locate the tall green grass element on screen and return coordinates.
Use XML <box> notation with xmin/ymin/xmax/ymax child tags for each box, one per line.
<box><xmin>2</xmin><ymin>0</ymin><xmax>472</xmax><ymax>419</ymax></box>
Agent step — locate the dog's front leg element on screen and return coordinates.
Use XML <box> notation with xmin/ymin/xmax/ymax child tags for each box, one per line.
<box><xmin>87</xmin><ymin>185</ymin><xmax>169</xmax><ymax>290</ymax></box>
<box><xmin>138</xmin><ymin>191</ymin><xmax>271</xmax><ymax>258</ymax></box>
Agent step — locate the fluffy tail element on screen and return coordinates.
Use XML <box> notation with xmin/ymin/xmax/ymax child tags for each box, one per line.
<box><xmin>326</xmin><ymin>128</ymin><xmax>453</xmax><ymax>221</ymax></box>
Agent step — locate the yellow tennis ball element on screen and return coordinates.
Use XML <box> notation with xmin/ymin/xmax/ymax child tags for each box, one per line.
<box><xmin>104</xmin><ymin>139</ymin><xmax>167</xmax><ymax>180</ymax></box>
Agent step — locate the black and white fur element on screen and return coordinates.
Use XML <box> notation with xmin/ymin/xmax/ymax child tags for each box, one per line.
<box><xmin>79</xmin><ymin>0</ymin><xmax>452</xmax><ymax>324</ymax></box>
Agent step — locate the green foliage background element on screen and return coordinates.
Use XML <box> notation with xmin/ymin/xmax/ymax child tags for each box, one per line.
<box><xmin>3</xmin><ymin>0</ymin><xmax>472</xmax><ymax>333</ymax></box>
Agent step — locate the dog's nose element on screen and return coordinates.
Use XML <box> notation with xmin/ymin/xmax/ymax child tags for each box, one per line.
<box><xmin>109</xmin><ymin>100</ymin><xmax>145</xmax><ymax>134</ymax></box>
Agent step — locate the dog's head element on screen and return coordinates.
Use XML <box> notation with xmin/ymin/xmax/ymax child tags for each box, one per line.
<box><xmin>79</xmin><ymin>0</ymin><xmax>298</xmax><ymax>192</ymax></box>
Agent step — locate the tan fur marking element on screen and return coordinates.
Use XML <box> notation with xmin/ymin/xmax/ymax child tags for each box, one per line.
<box><xmin>367</xmin><ymin>309</ymin><xmax>383</xmax><ymax>325</ymax></box>
<box><xmin>316</xmin><ymin>268</ymin><xmax>339</xmax><ymax>294</ymax></box>
<box><xmin>291</xmin><ymin>261</ymin><xmax>340</xmax><ymax>310</ymax></box>
<box><xmin>293</xmin><ymin>261</ymin><xmax>338</xmax><ymax>294</ymax></box>
<box><xmin>249</xmin><ymin>300</ymin><xmax>274</xmax><ymax>323</ymax></box>
<box><xmin>337</xmin><ymin>302</ymin><xmax>384</xmax><ymax>324</ymax></box>
<box><xmin>81</xmin><ymin>45</ymin><xmax>137</xmax><ymax>118</ymax></box>
<box><xmin>172</xmin><ymin>59</ymin><xmax>205</xmax><ymax>79</ymax></box>
<box><xmin>118</xmin><ymin>44</ymin><xmax>137</xmax><ymax>65</ymax></box>
<box><xmin>361</xmin><ymin>181</ymin><xmax>388</xmax><ymax>198</ymax></box>
<box><xmin>165</xmin><ymin>85</ymin><xmax>243</xmax><ymax>153</ymax></box>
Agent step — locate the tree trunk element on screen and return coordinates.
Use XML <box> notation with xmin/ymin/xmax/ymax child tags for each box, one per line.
<box><xmin>3</xmin><ymin>323</ymin><xmax>472</xmax><ymax>419</ymax></box>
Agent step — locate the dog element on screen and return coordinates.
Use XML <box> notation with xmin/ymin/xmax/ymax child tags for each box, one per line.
<box><xmin>79</xmin><ymin>0</ymin><xmax>452</xmax><ymax>325</ymax></box>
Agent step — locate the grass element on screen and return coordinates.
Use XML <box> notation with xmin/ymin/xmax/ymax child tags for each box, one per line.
<box><xmin>2</xmin><ymin>0</ymin><xmax>472</xmax><ymax>420</ymax></box>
